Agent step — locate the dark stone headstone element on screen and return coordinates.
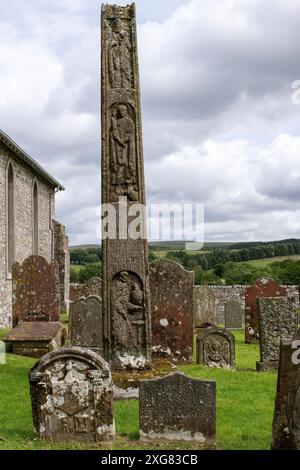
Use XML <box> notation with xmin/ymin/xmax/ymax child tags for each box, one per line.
<box><xmin>225</xmin><ymin>300</ymin><xmax>243</xmax><ymax>329</ymax></box>
<box><xmin>194</xmin><ymin>285</ymin><xmax>216</xmax><ymax>328</ymax></box>
<box><xmin>256</xmin><ymin>297</ymin><xmax>298</xmax><ymax>372</ymax></box>
<box><xmin>245</xmin><ymin>278</ymin><xmax>286</xmax><ymax>343</ymax></box>
<box><xmin>29</xmin><ymin>346</ymin><xmax>115</xmax><ymax>442</ymax></box>
<box><xmin>69</xmin><ymin>295</ymin><xmax>102</xmax><ymax>354</ymax></box>
<box><xmin>149</xmin><ymin>260</ymin><xmax>194</xmax><ymax>363</ymax></box>
<box><xmin>196</xmin><ymin>326</ymin><xmax>235</xmax><ymax>369</ymax></box>
<box><xmin>69</xmin><ymin>278</ymin><xmax>102</xmax><ymax>302</ymax></box>
<box><xmin>12</xmin><ymin>255</ymin><xmax>60</xmax><ymax>326</ymax></box>
<box><xmin>139</xmin><ymin>371</ymin><xmax>216</xmax><ymax>447</ymax></box>
<box><xmin>272</xmin><ymin>329</ymin><xmax>300</xmax><ymax>449</ymax></box>
<box><xmin>2</xmin><ymin>322</ymin><xmax>66</xmax><ymax>358</ymax></box>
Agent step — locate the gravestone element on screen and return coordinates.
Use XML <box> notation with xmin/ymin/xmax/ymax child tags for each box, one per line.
<box><xmin>245</xmin><ymin>278</ymin><xmax>286</xmax><ymax>343</ymax></box>
<box><xmin>194</xmin><ymin>285</ymin><xmax>216</xmax><ymax>328</ymax></box>
<box><xmin>101</xmin><ymin>4</ymin><xmax>151</xmax><ymax>369</ymax></box>
<box><xmin>196</xmin><ymin>326</ymin><xmax>235</xmax><ymax>369</ymax></box>
<box><xmin>272</xmin><ymin>329</ymin><xmax>300</xmax><ymax>449</ymax></box>
<box><xmin>12</xmin><ymin>255</ymin><xmax>60</xmax><ymax>326</ymax></box>
<box><xmin>150</xmin><ymin>260</ymin><xmax>194</xmax><ymax>363</ymax></box>
<box><xmin>69</xmin><ymin>296</ymin><xmax>103</xmax><ymax>354</ymax></box>
<box><xmin>225</xmin><ymin>300</ymin><xmax>243</xmax><ymax>329</ymax></box>
<box><xmin>3</xmin><ymin>322</ymin><xmax>66</xmax><ymax>358</ymax></box>
<box><xmin>139</xmin><ymin>372</ymin><xmax>216</xmax><ymax>447</ymax></box>
<box><xmin>29</xmin><ymin>346</ymin><xmax>115</xmax><ymax>442</ymax></box>
<box><xmin>256</xmin><ymin>297</ymin><xmax>298</xmax><ymax>372</ymax></box>
<box><xmin>69</xmin><ymin>278</ymin><xmax>102</xmax><ymax>302</ymax></box>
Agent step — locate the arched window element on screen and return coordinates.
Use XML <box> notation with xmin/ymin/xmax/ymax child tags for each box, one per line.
<box><xmin>33</xmin><ymin>181</ymin><xmax>39</xmax><ymax>255</ymax></box>
<box><xmin>7</xmin><ymin>162</ymin><xmax>15</xmax><ymax>274</ymax></box>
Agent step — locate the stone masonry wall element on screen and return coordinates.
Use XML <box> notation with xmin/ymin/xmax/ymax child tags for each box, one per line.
<box><xmin>0</xmin><ymin>144</ymin><xmax>56</xmax><ymax>329</ymax></box>
<box><xmin>205</xmin><ymin>284</ymin><xmax>299</xmax><ymax>324</ymax></box>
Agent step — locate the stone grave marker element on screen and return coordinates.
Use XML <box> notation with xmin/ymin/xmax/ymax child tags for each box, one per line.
<box><xmin>3</xmin><ymin>322</ymin><xmax>66</xmax><ymax>358</ymax></box>
<box><xmin>12</xmin><ymin>255</ymin><xmax>60</xmax><ymax>326</ymax></box>
<box><xmin>139</xmin><ymin>371</ymin><xmax>216</xmax><ymax>447</ymax></box>
<box><xmin>29</xmin><ymin>346</ymin><xmax>115</xmax><ymax>442</ymax></box>
<box><xmin>194</xmin><ymin>285</ymin><xmax>216</xmax><ymax>328</ymax></box>
<box><xmin>149</xmin><ymin>260</ymin><xmax>194</xmax><ymax>363</ymax></box>
<box><xmin>196</xmin><ymin>326</ymin><xmax>235</xmax><ymax>369</ymax></box>
<box><xmin>245</xmin><ymin>278</ymin><xmax>286</xmax><ymax>343</ymax></box>
<box><xmin>69</xmin><ymin>278</ymin><xmax>102</xmax><ymax>302</ymax></box>
<box><xmin>225</xmin><ymin>300</ymin><xmax>243</xmax><ymax>329</ymax></box>
<box><xmin>272</xmin><ymin>329</ymin><xmax>300</xmax><ymax>449</ymax></box>
<box><xmin>69</xmin><ymin>295</ymin><xmax>103</xmax><ymax>354</ymax></box>
<box><xmin>256</xmin><ymin>297</ymin><xmax>298</xmax><ymax>372</ymax></box>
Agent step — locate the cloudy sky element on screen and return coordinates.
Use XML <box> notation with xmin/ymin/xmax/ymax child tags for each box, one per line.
<box><xmin>1</xmin><ymin>0</ymin><xmax>300</xmax><ymax>245</ymax></box>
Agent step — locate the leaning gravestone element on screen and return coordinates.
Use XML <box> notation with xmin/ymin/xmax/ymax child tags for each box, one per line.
<box><xmin>272</xmin><ymin>329</ymin><xmax>300</xmax><ymax>449</ymax></box>
<box><xmin>2</xmin><ymin>322</ymin><xmax>66</xmax><ymax>358</ymax></box>
<box><xmin>12</xmin><ymin>255</ymin><xmax>60</xmax><ymax>326</ymax></box>
<box><xmin>29</xmin><ymin>346</ymin><xmax>115</xmax><ymax>442</ymax></box>
<box><xmin>225</xmin><ymin>300</ymin><xmax>243</xmax><ymax>329</ymax></box>
<box><xmin>194</xmin><ymin>285</ymin><xmax>216</xmax><ymax>328</ymax></box>
<box><xmin>256</xmin><ymin>297</ymin><xmax>298</xmax><ymax>372</ymax></box>
<box><xmin>101</xmin><ymin>3</ymin><xmax>151</xmax><ymax>369</ymax></box>
<box><xmin>196</xmin><ymin>326</ymin><xmax>235</xmax><ymax>369</ymax></box>
<box><xmin>139</xmin><ymin>371</ymin><xmax>216</xmax><ymax>447</ymax></box>
<box><xmin>69</xmin><ymin>296</ymin><xmax>103</xmax><ymax>354</ymax></box>
<box><xmin>245</xmin><ymin>278</ymin><xmax>286</xmax><ymax>343</ymax></box>
<box><xmin>149</xmin><ymin>260</ymin><xmax>194</xmax><ymax>363</ymax></box>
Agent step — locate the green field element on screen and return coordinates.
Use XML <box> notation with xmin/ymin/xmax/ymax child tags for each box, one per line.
<box><xmin>0</xmin><ymin>330</ymin><xmax>277</xmax><ymax>450</ymax></box>
<box><xmin>238</xmin><ymin>254</ymin><xmax>300</xmax><ymax>268</ymax></box>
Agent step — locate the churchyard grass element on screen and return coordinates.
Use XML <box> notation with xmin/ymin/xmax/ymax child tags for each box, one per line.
<box><xmin>0</xmin><ymin>330</ymin><xmax>277</xmax><ymax>450</ymax></box>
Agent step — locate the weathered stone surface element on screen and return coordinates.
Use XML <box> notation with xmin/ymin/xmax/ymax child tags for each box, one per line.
<box><xmin>194</xmin><ymin>285</ymin><xmax>216</xmax><ymax>328</ymax></box>
<box><xmin>256</xmin><ymin>297</ymin><xmax>298</xmax><ymax>372</ymax></box>
<box><xmin>12</xmin><ymin>255</ymin><xmax>60</xmax><ymax>326</ymax></box>
<box><xmin>245</xmin><ymin>278</ymin><xmax>287</xmax><ymax>343</ymax></box>
<box><xmin>69</xmin><ymin>295</ymin><xmax>103</xmax><ymax>354</ymax></box>
<box><xmin>139</xmin><ymin>371</ymin><xmax>216</xmax><ymax>447</ymax></box>
<box><xmin>53</xmin><ymin>219</ymin><xmax>70</xmax><ymax>312</ymax></box>
<box><xmin>29</xmin><ymin>346</ymin><xmax>115</xmax><ymax>442</ymax></box>
<box><xmin>69</xmin><ymin>278</ymin><xmax>102</xmax><ymax>302</ymax></box>
<box><xmin>196</xmin><ymin>326</ymin><xmax>235</xmax><ymax>369</ymax></box>
<box><xmin>3</xmin><ymin>322</ymin><xmax>66</xmax><ymax>358</ymax></box>
<box><xmin>101</xmin><ymin>4</ymin><xmax>151</xmax><ymax>369</ymax></box>
<box><xmin>150</xmin><ymin>260</ymin><xmax>194</xmax><ymax>363</ymax></box>
<box><xmin>225</xmin><ymin>300</ymin><xmax>243</xmax><ymax>329</ymax></box>
<box><xmin>272</xmin><ymin>329</ymin><xmax>300</xmax><ymax>449</ymax></box>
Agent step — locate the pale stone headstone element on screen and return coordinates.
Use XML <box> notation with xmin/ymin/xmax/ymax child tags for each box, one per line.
<box><xmin>12</xmin><ymin>255</ymin><xmax>60</xmax><ymax>326</ymax></box>
<box><xmin>101</xmin><ymin>4</ymin><xmax>151</xmax><ymax>370</ymax></box>
<box><xmin>256</xmin><ymin>297</ymin><xmax>298</xmax><ymax>372</ymax></box>
<box><xmin>69</xmin><ymin>295</ymin><xmax>103</xmax><ymax>354</ymax></box>
<box><xmin>139</xmin><ymin>371</ymin><xmax>216</xmax><ymax>447</ymax></box>
<box><xmin>196</xmin><ymin>326</ymin><xmax>235</xmax><ymax>369</ymax></box>
<box><xmin>272</xmin><ymin>329</ymin><xmax>300</xmax><ymax>449</ymax></box>
<box><xmin>245</xmin><ymin>278</ymin><xmax>286</xmax><ymax>343</ymax></box>
<box><xmin>194</xmin><ymin>285</ymin><xmax>216</xmax><ymax>328</ymax></box>
<box><xmin>29</xmin><ymin>346</ymin><xmax>115</xmax><ymax>442</ymax></box>
<box><xmin>225</xmin><ymin>300</ymin><xmax>243</xmax><ymax>329</ymax></box>
<box><xmin>150</xmin><ymin>260</ymin><xmax>194</xmax><ymax>363</ymax></box>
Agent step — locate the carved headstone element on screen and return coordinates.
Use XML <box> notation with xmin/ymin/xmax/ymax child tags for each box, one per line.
<box><xmin>150</xmin><ymin>260</ymin><xmax>194</xmax><ymax>363</ymax></box>
<box><xmin>101</xmin><ymin>4</ymin><xmax>151</xmax><ymax>369</ymax></box>
<box><xmin>225</xmin><ymin>300</ymin><xmax>243</xmax><ymax>329</ymax></box>
<box><xmin>194</xmin><ymin>285</ymin><xmax>216</xmax><ymax>328</ymax></box>
<box><xmin>69</xmin><ymin>278</ymin><xmax>102</xmax><ymax>302</ymax></box>
<box><xmin>256</xmin><ymin>297</ymin><xmax>298</xmax><ymax>372</ymax></box>
<box><xmin>196</xmin><ymin>326</ymin><xmax>235</xmax><ymax>369</ymax></box>
<box><xmin>272</xmin><ymin>329</ymin><xmax>300</xmax><ymax>449</ymax></box>
<box><xmin>29</xmin><ymin>346</ymin><xmax>115</xmax><ymax>442</ymax></box>
<box><xmin>3</xmin><ymin>322</ymin><xmax>66</xmax><ymax>358</ymax></box>
<box><xmin>12</xmin><ymin>255</ymin><xmax>60</xmax><ymax>326</ymax></box>
<box><xmin>139</xmin><ymin>372</ymin><xmax>216</xmax><ymax>447</ymax></box>
<box><xmin>69</xmin><ymin>296</ymin><xmax>103</xmax><ymax>354</ymax></box>
<box><xmin>245</xmin><ymin>278</ymin><xmax>286</xmax><ymax>343</ymax></box>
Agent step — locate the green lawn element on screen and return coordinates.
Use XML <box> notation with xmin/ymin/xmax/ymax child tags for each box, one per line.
<box><xmin>0</xmin><ymin>331</ymin><xmax>277</xmax><ymax>450</ymax></box>
<box><xmin>238</xmin><ymin>254</ymin><xmax>300</xmax><ymax>268</ymax></box>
